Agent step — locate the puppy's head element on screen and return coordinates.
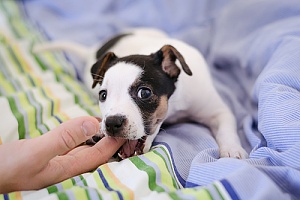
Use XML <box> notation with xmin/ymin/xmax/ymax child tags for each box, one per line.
<box><xmin>91</xmin><ymin>45</ymin><xmax>192</xmax><ymax>150</ymax></box>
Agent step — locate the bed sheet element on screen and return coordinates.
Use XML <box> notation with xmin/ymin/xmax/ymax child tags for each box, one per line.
<box><xmin>1</xmin><ymin>0</ymin><xmax>300</xmax><ymax>199</ymax></box>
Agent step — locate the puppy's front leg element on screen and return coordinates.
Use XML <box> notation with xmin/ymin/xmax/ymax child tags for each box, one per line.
<box><xmin>208</xmin><ymin>110</ymin><xmax>248</xmax><ymax>159</ymax></box>
<box><xmin>142</xmin><ymin>133</ymin><xmax>158</xmax><ymax>154</ymax></box>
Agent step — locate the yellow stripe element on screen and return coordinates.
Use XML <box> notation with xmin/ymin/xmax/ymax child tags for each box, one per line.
<box><xmin>44</xmin><ymin>87</ymin><xmax>60</xmax><ymax>115</ymax></box>
<box><xmin>3</xmin><ymin>1</ymin><xmax>32</xmax><ymax>39</ymax></box>
<box><xmin>72</xmin><ymin>187</ymin><xmax>89</xmax><ymax>200</ymax></box>
<box><xmin>41</xmin><ymin>53</ymin><xmax>65</xmax><ymax>73</ymax></box>
<box><xmin>11</xmin><ymin>18</ymin><xmax>31</xmax><ymax>38</ymax></box>
<box><xmin>0</xmin><ymin>78</ymin><xmax>15</xmax><ymax>95</ymax></box>
<box><xmin>181</xmin><ymin>188</ymin><xmax>212</xmax><ymax>200</ymax></box>
<box><xmin>56</xmin><ymin>112</ymin><xmax>71</xmax><ymax>123</ymax></box>
<box><xmin>144</xmin><ymin>151</ymin><xmax>177</xmax><ymax>191</ymax></box>
<box><xmin>36</xmin><ymin>88</ymin><xmax>51</xmax><ymax>121</ymax></box>
<box><xmin>7</xmin><ymin>192</ymin><xmax>23</xmax><ymax>200</ymax></box>
<box><xmin>18</xmin><ymin>92</ymin><xmax>39</xmax><ymax>138</ymax></box>
<box><xmin>15</xmin><ymin>192</ymin><xmax>23</xmax><ymax>200</ymax></box>
<box><xmin>31</xmin><ymin>75</ymin><xmax>43</xmax><ymax>86</ymax></box>
<box><xmin>12</xmin><ymin>44</ymin><xmax>32</xmax><ymax>72</ymax></box>
<box><xmin>61</xmin><ymin>178</ymin><xmax>74</xmax><ymax>190</ymax></box>
<box><xmin>102</xmin><ymin>164</ymin><xmax>134</xmax><ymax>200</ymax></box>
<box><xmin>93</xmin><ymin>169</ymin><xmax>107</xmax><ymax>190</ymax></box>
<box><xmin>4</xmin><ymin>46</ymin><xmax>22</xmax><ymax>74</ymax></box>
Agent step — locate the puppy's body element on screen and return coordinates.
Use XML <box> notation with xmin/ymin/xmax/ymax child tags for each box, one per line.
<box><xmin>34</xmin><ymin>28</ymin><xmax>247</xmax><ymax>159</ymax></box>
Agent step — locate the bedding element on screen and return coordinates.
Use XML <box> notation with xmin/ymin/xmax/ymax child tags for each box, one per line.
<box><xmin>1</xmin><ymin>0</ymin><xmax>300</xmax><ymax>199</ymax></box>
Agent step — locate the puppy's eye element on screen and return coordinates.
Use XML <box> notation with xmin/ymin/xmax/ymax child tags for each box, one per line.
<box><xmin>137</xmin><ymin>87</ymin><xmax>152</xmax><ymax>100</ymax></box>
<box><xmin>99</xmin><ymin>90</ymin><xmax>107</xmax><ymax>102</ymax></box>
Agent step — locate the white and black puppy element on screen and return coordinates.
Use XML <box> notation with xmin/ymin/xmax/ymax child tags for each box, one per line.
<box><xmin>34</xmin><ymin>28</ymin><xmax>248</xmax><ymax>159</ymax></box>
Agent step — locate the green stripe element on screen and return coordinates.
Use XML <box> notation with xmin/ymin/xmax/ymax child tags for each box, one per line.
<box><xmin>33</xmin><ymin>53</ymin><xmax>48</xmax><ymax>70</ymax></box>
<box><xmin>129</xmin><ymin>156</ymin><xmax>165</xmax><ymax>192</ymax></box>
<box><xmin>0</xmin><ymin>1</ymin><xmax>20</xmax><ymax>38</ymax></box>
<box><xmin>168</xmin><ymin>192</ymin><xmax>182</xmax><ymax>200</ymax></box>
<box><xmin>57</xmin><ymin>73</ymin><xmax>99</xmax><ymax>116</ymax></box>
<box><xmin>213</xmin><ymin>183</ymin><xmax>225</xmax><ymax>200</ymax></box>
<box><xmin>40</xmin><ymin>88</ymin><xmax>54</xmax><ymax>118</ymax></box>
<box><xmin>180</xmin><ymin>187</ymin><xmax>213</xmax><ymax>200</ymax></box>
<box><xmin>26</xmin><ymin>90</ymin><xmax>44</xmax><ymax>137</ymax></box>
<box><xmin>84</xmin><ymin>190</ymin><xmax>92</xmax><ymax>200</ymax></box>
<box><xmin>0</xmin><ymin>36</ymin><xmax>24</xmax><ymax>75</ymax></box>
<box><xmin>80</xmin><ymin>175</ymin><xmax>88</xmax><ymax>186</ymax></box>
<box><xmin>47</xmin><ymin>185</ymin><xmax>59</xmax><ymax>194</ymax></box>
<box><xmin>8</xmin><ymin>17</ymin><xmax>22</xmax><ymax>39</ymax></box>
<box><xmin>57</xmin><ymin>192</ymin><xmax>69</xmax><ymax>200</ymax></box>
<box><xmin>144</xmin><ymin>150</ymin><xmax>177</xmax><ymax>191</ymax></box>
<box><xmin>201</xmin><ymin>188</ymin><xmax>213</xmax><ymax>200</ymax></box>
<box><xmin>0</xmin><ymin>77</ymin><xmax>16</xmax><ymax>95</ymax></box>
<box><xmin>6</xmin><ymin>45</ymin><xmax>24</xmax><ymax>73</ymax></box>
<box><xmin>153</xmin><ymin>148</ymin><xmax>179</xmax><ymax>189</ymax></box>
<box><xmin>18</xmin><ymin>92</ymin><xmax>38</xmax><ymax>138</ymax></box>
<box><xmin>7</xmin><ymin>96</ymin><xmax>25</xmax><ymax>139</ymax></box>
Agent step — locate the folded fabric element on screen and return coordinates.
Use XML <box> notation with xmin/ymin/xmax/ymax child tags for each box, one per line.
<box><xmin>1</xmin><ymin>0</ymin><xmax>300</xmax><ymax>199</ymax></box>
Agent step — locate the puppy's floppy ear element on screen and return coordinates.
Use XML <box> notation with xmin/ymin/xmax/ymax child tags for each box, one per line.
<box><xmin>91</xmin><ymin>52</ymin><xmax>117</xmax><ymax>88</ymax></box>
<box><xmin>154</xmin><ymin>45</ymin><xmax>192</xmax><ymax>79</ymax></box>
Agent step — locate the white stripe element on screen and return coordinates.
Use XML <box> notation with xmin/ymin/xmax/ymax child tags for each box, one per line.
<box><xmin>22</xmin><ymin>189</ymin><xmax>52</xmax><ymax>200</ymax></box>
<box><xmin>214</xmin><ymin>181</ymin><xmax>232</xmax><ymax>200</ymax></box>
<box><xmin>0</xmin><ymin>97</ymin><xmax>19</xmax><ymax>143</ymax></box>
<box><xmin>47</xmin><ymin>83</ymin><xmax>75</xmax><ymax>112</ymax></box>
<box><xmin>108</xmin><ymin>159</ymin><xmax>153</xmax><ymax>198</ymax></box>
<box><xmin>153</xmin><ymin>144</ymin><xmax>184</xmax><ymax>189</ymax></box>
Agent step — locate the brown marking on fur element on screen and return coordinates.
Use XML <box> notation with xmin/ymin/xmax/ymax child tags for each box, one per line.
<box><xmin>91</xmin><ymin>52</ymin><xmax>117</xmax><ymax>88</ymax></box>
<box><xmin>149</xmin><ymin>95</ymin><xmax>168</xmax><ymax>134</ymax></box>
<box><xmin>160</xmin><ymin>45</ymin><xmax>192</xmax><ymax>78</ymax></box>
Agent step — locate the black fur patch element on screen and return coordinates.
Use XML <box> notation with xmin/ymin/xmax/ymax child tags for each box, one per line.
<box><xmin>117</xmin><ymin>54</ymin><xmax>177</xmax><ymax>135</ymax></box>
<box><xmin>96</xmin><ymin>33</ymin><xmax>132</xmax><ymax>59</ymax></box>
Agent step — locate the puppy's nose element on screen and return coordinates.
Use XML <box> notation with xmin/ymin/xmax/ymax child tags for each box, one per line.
<box><xmin>105</xmin><ymin>115</ymin><xmax>126</xmax><ymax>135</ymax></box>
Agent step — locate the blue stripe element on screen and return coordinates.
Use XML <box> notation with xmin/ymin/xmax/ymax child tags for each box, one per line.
<box><xmin>97</xmin><ymin>168</ymin><xmax>123</xmax><ymax>200</ymax></box>
<box><xmin>220</xmin><ymin>179</ymin><xmax>240</xmax><ymax>200</ymax></box>
<box><xmin>3</xmin><ymin>194</ymin><xmax>9</xmax><ymax>200</ymax></box>
<box><xmin>41</xmin><ymin>88</ymin><xmax>54</xmax><ymax>116</ymax></box>
<box><xmin>54</xmin><ymin>115</ymin><xmax>62</xmax><ymax>123</ymax></box>
<box><xmin>185</xmin><ymin>181</ymin><xmax>199</xmax><ymax>188</ymax></box>
<box><xmin>152</xmin><ymin>141</ymin><xmax>186</xmax><ymax>186</ymax></box>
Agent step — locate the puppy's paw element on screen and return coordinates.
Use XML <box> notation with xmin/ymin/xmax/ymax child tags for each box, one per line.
<box><xmin>85</xmin><ymin>134</ymin><xmax>105</xmax><ymax>145</ymax></box>
<box><xmin>219</xmin><ymin>145</ymin><xmax>248</xmax><ymax>159</ymax></box>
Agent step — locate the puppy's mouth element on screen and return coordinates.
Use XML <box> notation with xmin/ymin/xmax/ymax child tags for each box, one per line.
<box><xmin>85</xmin><ymin>135</ymin><xmax>146</xmax><ymax>160</ymax></box>
<box><xmin>117</xmin><ymin>136</ymin><xmax>146</xmax><ymax>159</ymax></box>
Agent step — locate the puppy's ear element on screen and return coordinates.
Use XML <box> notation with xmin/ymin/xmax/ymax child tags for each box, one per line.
<box><xmin>91</xmin><ymin>52</ymin><xmax>117</xmax><ymax>88</ymax></box>
<box><xmin>154</xmin><ymin>45</ymin><xmax>192</xmax><ymax>79</ymax></box>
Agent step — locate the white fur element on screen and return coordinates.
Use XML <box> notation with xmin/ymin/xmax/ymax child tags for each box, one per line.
<box><xmin>99</xmin><ymin>62</ymin><xmax>145</xmax><ymax>140</ymax></box>
<box><xmin>33</xmin><ymin>28</ymin><xmax>248</xmax><ymax>159</ymax></box>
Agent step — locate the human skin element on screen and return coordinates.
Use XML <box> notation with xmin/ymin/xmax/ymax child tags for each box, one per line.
<box><xmin>0</xmin><ymin>116</ymin><xmax>125</xmax><ymax>194</ymax></box>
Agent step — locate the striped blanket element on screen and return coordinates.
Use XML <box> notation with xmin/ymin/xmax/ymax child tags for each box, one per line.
<box><xmin>0</xmin><ymin>2</ymin><xmax>233</xmax><ymax>200</ymax></box>
<box><xmin>2</xmin><ymin>1</ymin><xmax>300</xmax><ymax>199</ymax></box>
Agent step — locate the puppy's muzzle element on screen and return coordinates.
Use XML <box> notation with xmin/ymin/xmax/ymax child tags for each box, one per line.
<box><xmin>105</xmin><ymin>115</ymin><xmax>126</xmax><ymax>137</ymax></box>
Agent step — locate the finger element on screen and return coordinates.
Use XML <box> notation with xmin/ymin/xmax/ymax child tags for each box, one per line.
<box><xmin>31</xmin><ymin>116</ymin><xmax>100</xmax><ymax>161</ymax></box>
<box><xmin>39</xmin><ymin>137</ymin><xmax>126</xmax><ymax>186</ymax></box>
<box><xmin>75</xmin><ymin>137</ymin><xmax>126</xmax><ymax>170</ymax></box>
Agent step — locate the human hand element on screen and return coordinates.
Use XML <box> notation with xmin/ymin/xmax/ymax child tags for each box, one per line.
<box><xmin>0</xmin><ymin>116</ymin><xmax>125</xmax><ymax>194</ymax></box>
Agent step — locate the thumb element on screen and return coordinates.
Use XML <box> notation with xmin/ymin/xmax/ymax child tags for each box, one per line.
<box><xmin>32</xmin><ymin>116</ymin><xmax>99</xmax><ymax>160</ymax></box>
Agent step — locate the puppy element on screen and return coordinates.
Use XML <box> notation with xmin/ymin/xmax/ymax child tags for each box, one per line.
<box><xmin>34</xmin><ymin>28</ymin><xmax>248</xmax><ymax>159</ymax></box>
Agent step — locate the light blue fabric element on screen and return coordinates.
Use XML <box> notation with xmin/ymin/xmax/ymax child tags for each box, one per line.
<box><xmin>22</xmin><ymin>0</ymin><xmax>300</xmax><ymax>199</ymax></box>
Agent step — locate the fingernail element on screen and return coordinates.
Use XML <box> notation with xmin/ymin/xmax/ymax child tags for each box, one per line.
<box><xmin>82</xmin><ymin>121</ymin><xmax>97</xmax><ymax>137</ymax></box>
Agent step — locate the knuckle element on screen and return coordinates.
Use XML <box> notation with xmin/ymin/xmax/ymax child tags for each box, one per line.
<box><xmin>61</xmin><ymin>129</ymin><xmax>77</xmax><ymax>150</ymax></box>
<box><xmin>94</xmin><ymin>145</ymin><xmax>110</xmax><ymax>163</ymax></box>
